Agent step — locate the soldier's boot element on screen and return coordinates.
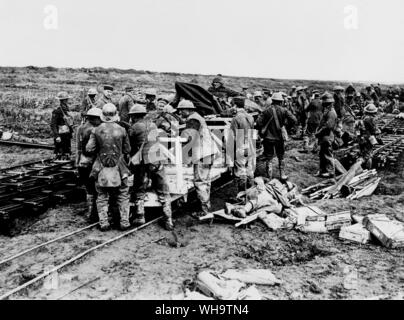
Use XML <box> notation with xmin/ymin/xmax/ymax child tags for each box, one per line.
<box><xmin>86</xmin><ymin>194</ymin><xmax>94</xmax><ymax>220</ymax></box>
<box><xmin>119</xmin><ymin>204</ymin><xmax>131</xmax><ymax>231</ymax></box>
<box><xmin>265</xmin><ymin>160</ymin><xmax>273</xmax><ymax>180</ymax></box>
<box><xmin>279</xmin><ymin>160</ymin><xmax>288</xmax><ymax>181</ymax></box>
<box><xmin>97</xmin><ymin>206</ymin><xmax>111</xmax><ymax>231</ymax></box>
<box><xmin>133</xmin><ymin>200</ymin><xmax>146</xmax><ymax>226</ymax></box>
<box><xmin>162</xmin><ymin>201</ymin><xmax>174</xmax><ymax>231</ymax></box>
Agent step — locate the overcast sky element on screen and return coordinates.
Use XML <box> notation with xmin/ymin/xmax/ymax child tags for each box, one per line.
<box><xmin>0</xmin><ymin>0</ymin><xmax>403</xmax><ymax>83</ymax></box>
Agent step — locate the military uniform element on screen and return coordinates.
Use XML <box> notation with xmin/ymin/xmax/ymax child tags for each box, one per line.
<box><xmin>228</xmin><ymin>108</ymin><xmax>256</xmax><ymax>191</ymax></box>
<box><xmin>303</xmin><ymin>97</ymin><xmax>322</xmax><ymax>151</ymax></box>
<box><xmin>86</xmin><ymin>122</ymin><xmax>131</xmax><ymax>230</ymax></box>
<box><xmin>333</xmin><ymin>93</ymin><xmax>346</xmax><ymax>119</ymax></box>
<box><xmin>118</xmin><ymin>94</ymin><xmax>136</xmax><ymax>123</ymax></box>
<box><xmin>296</xmin><ymin>92</ymin><xmax>309</xmax><ymax>137</ymax></box>
<box><xmin>182</xmin><ymin>111</ymin><xmax>220</xmax><ymax>216</ymax></box>
<box><xmin>256</xmin><ymin>103</ymin><xmax>296</xmax><ymax>180</ymax></box>
<box><xmin>96</xmin><ymin>95</ymin><xmax>113</xmax><ymax>109</ymax></box>
<box><xmin>128</xmin><ymin>117</ymin><xmax>173</xmax><ymax>229</ymax></box>
<box><xmin>50</xmin><ymin>106</ymin><xmax>73</xmax><ymax>159</ymax></box>
<box><xmin>76</xmin><ymin>120</ymin><xmax>99</xmax><ymax>221</ymax></box>
<box><xmin>358</xmin><ymin>115</ymin><xmax>378</xmax><ymax>168</ymax></box>
<box><xmin>317</xmin><ymin>107</ymin><xmax>338</xmax><ymax>176</ymax></box>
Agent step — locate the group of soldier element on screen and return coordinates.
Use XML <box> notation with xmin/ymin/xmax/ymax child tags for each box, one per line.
<box><xmin>50</xmin><ymin>77</ymin><xmax>397</xmax><ymax>232</ymax></box>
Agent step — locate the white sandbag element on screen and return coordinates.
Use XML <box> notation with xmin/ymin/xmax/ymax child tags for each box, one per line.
<box><xmin>221</xmin><ymin>269</ymin><xmax>281</xmax><ymax>286</ymax></box>
<box><xmin>196</xmin><ymin>271</ymin><xmax>245</xmax><ymax>300</ymax></box>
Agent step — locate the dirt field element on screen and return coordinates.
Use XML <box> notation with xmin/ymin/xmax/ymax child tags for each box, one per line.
<box><xmin>0</xmin><ymin>67</ymin><xmax>403</xmax><ymax>300</ymax></box>
<box><xmin>0</xmin><ymin>141</ymin><xmax>403</xmax><ymax>300</ymax></box>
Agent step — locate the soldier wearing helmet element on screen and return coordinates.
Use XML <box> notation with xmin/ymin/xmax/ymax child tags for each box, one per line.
<box><xmin>256</xmin><ymin>92</ymin><xmax>297</xmax><ymax>181</ymax></box>
<box><xmin>51</xmin><ymin>91</ymin><xmax>74</xmax><ymax>160</ymax></box>
<box><xmin>315</xmin><ymin>92</ymin><xmax>339</xmax><ymax>178</ymax></box>
<box><xmin>301</xmin><ymin>90</ymin><xmax>322</xmax><ymax>153</ymax></box>
<box><xmin>127</xmin><ymin>104</ymin><xmax>173</xmax><ymax>230</ymax></box>
<box><xmin>208</xmin><ymin>76</ymin><xmax>241</xmax><ymax>110</ymax></box>
<box><xmin>76</xmin><ymin>107</ymin><xmax>102</xmax><ymax>222</ymax></box>
<box><xmin>356</xmin><ymin>104</ymin><xmax>381</xmax><ymax>169</ymax></box>
<box><xmin>85</xmin><ymin>103</ymin><xmax>131</xmax><ymax>231</ymax></box>
<box><xmin>81</xmin><ymin>88</ymin><xmax>98</xmax><ymax>122</ymax></box>
<box><xmin>178</xmin><ymin>99</ymin><xmax>220</xmax><ymax>218</ymax></box>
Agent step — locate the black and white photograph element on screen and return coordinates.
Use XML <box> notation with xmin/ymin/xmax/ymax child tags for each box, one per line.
<box><xmin>0</xmin><ymin>0</ymin><xmax>403</xmax><ymax>305</ymax></box>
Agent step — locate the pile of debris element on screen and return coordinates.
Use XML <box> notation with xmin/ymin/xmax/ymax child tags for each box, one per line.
<box><xmin>200</xmin><ymin>176</ymin><xmax>404</xmax><ymax>249</ymax></box>
<box><xmin>174</xmin><ymin>269</ymin><xmax>281</xmax><ymax>300</ymax></box>
<box><xmin>303</xmin><ymin>169</ymin><xmax>380</xmax><ymax>200</ymax></box>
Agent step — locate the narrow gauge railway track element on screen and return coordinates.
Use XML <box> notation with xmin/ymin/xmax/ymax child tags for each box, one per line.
<box><xmin>0</xmin><ymin>158</ymin><xmax>82</xmax><ymax>235</ymax></box>
<box><xmin>0</xmin><ymin>172</ymin><xmax>235</xmax><ymax>300</ymax></box>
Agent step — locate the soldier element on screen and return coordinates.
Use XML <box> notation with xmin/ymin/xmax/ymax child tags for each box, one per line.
<box><xmin>301</xmin><ymin>91</ymin><xmax>322</xmax><ymax>153</ymax></box>
<box><xmin>81</xmin><ymin>88</ymin><xmax>98</xmax><ymax>122</ymax></box>
<box><xmin>85</xmin><ymin>103</ymin><xmax>131</xmax><ymax>231</ymax></box>
<box><xmin>177</xmin><ymin>100</ymin><xmax>220</xmax><ymax>217</ymax></box>
<box><xmin>256</xmin><ymin>92</ymin><xmax>297</xmax><ymax>181</ymax></box>
<box><xmin>76</xmin><ymin>107</ymin><xmax>102</xmax><ymax>221</ymax></box>
<box><xmin>253</xmin><ymin>91</ymin><xmax>266</xmax><ymax>109</ymax></box>
<box><xmin>333</xmin><ymin>86</ymin><xmax>346</xmax><ymax>119</ymax></box>
<box><xmin>128</xmin><ymin>104</ymin><xmax>173</xmax><ymax>230</ymax></box>
<box><xmin>345</xmin><ymin>83</ymin><xmax>356</xmax><ymax>100</ymax></box>
<box><xmin>145</xmin><ymin>88</ymin><xmax>157</xmax><ymax>112</ymax></box>
<box><xmin>96</xmin><ymin>85</ymin><xmax>114</xmax><ymax>109</ymax></box>
<box><xmin>296</xmin><ymin>86</ymin><xmax>309</xmax><ymax>139</ymax></box>
<box><xmin>316</xmin><ymin>93</ymin><xmax>339</xmax><ymax>178</ymax></box>
<box><xmin>51</xmin><ymin>91</ymin><xmax>74</xmax><ymax>160</ymax></box>
<box><xmin>153</xmin><ymin>97</ymin><xmax>181</xmax><ymax>136</ymax></box>
<box><xmin>262</xmin><ymin>89</ymin><xmax>273</xmax><ymax>108</ymax></box>
<box><xmin>289</xmin><ymin>86</ymin><xmax>297</xmax><ymax>98</ymax></box>
<box><xmin>207</xmin><ymin>76</ymin><xmax>241</xmax><ymax>100</ymax></box>
<box><xmin>227</xmin><ymin>97</ymin><xmax>256</xmax><ymax>192</ymax></box>
<box><xmin>365</xmin><ymin>85</ymin><xmax>380</xmax><ymax>107</ymax></box>
<box><xmin>118</xmin><ymin>86</ymin><xmax>137</xmax><ymax>123</ymax></box>
<box><xmin>357</xmin><ymin>104</ymin><xmax>381</xmax><ymax>169</ymax></box>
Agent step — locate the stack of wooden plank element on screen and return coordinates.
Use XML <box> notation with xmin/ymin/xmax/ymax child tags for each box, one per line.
<box><xmin>303</xmin><ymin>167</ymin><xmax>380</xmax><ymax>200</ymax></box>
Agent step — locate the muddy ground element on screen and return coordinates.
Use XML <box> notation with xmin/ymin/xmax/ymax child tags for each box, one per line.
<box><xmin>0</xmin><ymin>142</ymin><xmax>403</xmax><ymax>300</ymax></box>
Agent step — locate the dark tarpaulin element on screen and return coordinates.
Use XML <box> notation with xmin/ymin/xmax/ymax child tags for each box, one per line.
<box><xmin>174</xmin><ymin>82</ymin><xmax>225</xmax><ymax>116</ymax></box>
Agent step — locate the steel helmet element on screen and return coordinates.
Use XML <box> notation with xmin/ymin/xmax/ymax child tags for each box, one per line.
<box><xmin>56</xmin><ymin>91</ymin><xmax>71</xmax><ymax>100</ymax></box>
<box><xmin>101</xmin><ymin>103</ymin><xmax>119</xmax><ymax>122</ymax></box>
<box><xmin>88</xmin><ymin>88</ymin><xmax>98</xmax><ymax>96</ymax></box>
<box><xmin>212</xmin><ymin>77</ymin><xmax>223</xmax><ymax>85</ymax></box>
<box><xmin>321</xmin><ymin>92</ymin><xmax>335</xmax><ymax>103</ymax></box>
<box><xmin>177</xmin><ymin>99</ymin><xmax>196</xmax><ymax>110</ymax></box>
<box><xmin>145</xmin><ymin>88</ymin><xmax>157</xmax><ymax>96</ymax></box>
<box><xmin>271</xmin><ymin>92</ymin><xmax>284</xmax><ymax>102</ymax></box>
<box><xmin>334</xmin><ymin>85</ymin><xmax>344</xmax><ymax>92</ymax></box>
<box><xmin>103</xmin><ymin>85</ymin><xmax>114</xmax><ymax>91</ymax></box>
<box><xmin>296</xmin><ymin>86</ymin><xmax>304</xmax><ymax>92</ymax></box>
<box><xmin>86</xmin><ymin>107</ymin><xmax>102</xmax><ymax>118</ymax></box>
<box><xmin>364</xmin><ymin>104</ymin><xmax>378</xmax><ymax>114</ymax></box>
<box><xmin>129</xmin><ymin>104</ymin><xmax>147</xmax><ymax>115</ymax></box>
